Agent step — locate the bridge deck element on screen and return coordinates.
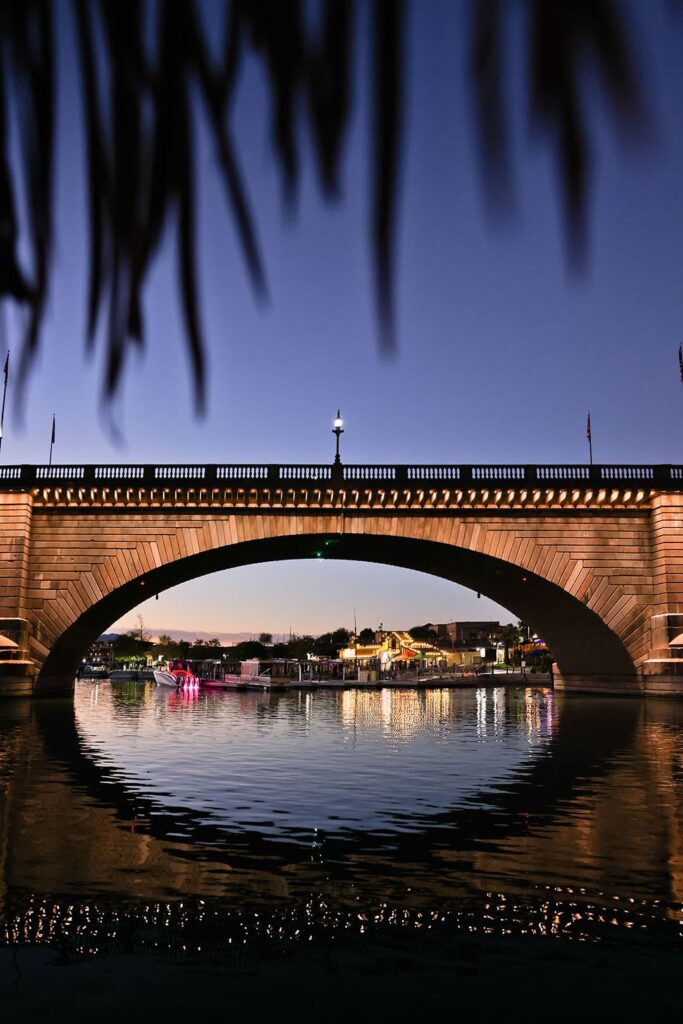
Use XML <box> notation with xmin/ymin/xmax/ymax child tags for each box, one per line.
<box><xmin>0</xmin><ymin>463</ymin><xmax>682</xmax><ymax>490</ymax></box>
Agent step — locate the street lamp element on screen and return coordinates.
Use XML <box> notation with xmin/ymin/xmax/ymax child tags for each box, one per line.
<box><xmin>332</xmin><ymin>409</ymin><xmax>344</xmax><ymax>465</ymax></box>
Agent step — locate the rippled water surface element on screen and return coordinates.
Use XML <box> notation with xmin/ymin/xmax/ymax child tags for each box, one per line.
<box><xmin>1</xmin><ymin>681</ymin><xmax>682</xmax><ymax>956</ymax></box>
<box><xmin>78</xmin><ymin>683</ymin><xmax>553</xmax><ymax>838</ymax></box>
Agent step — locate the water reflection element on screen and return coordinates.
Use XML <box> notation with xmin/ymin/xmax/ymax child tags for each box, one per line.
<box><xmin>75</xmin><ymin>684</ymin><xmax>556</xmax><ymax>839</ymax></box>
<box><xmin>0</xmin><ymin>684</ymin><xmax>681</xmax><ymax>958</ymax></box>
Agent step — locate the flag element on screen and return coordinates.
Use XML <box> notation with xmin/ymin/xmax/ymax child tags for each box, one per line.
<box><xmin>586</xmin><ymin>412</ymin><xmax>591</xmax><ymax>442</ymax></box>
<box><xmin>679</xmin><ymin>344</ymin><xmax>683</xmax><ymax>383</ymax></box>
<box><xmin>3</xmin><ymin>351</ymin><xmax>8</xmax><ymax>382</ymax></box>
<box><xmin>50</xmin><ymin>414</ymin><xmax>55</xmax><ymax>445</ymax></box>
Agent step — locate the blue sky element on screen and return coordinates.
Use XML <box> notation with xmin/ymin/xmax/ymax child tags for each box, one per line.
<box><xmin>2</xmin><ymin>1</ymin><xmax>682</xmax><ymax>638</ymax></box>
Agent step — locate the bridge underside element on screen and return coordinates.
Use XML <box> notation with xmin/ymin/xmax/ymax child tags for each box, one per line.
<box><xmin>37</xmin><ymin>533</ymin><xmax>637</xmax><ymax>696</ymax></box>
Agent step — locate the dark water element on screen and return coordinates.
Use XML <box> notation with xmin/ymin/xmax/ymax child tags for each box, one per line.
<box><xmin>1</xmin><ymin>682</ymin><xmax>682</xmax><ymax>1017</ymax></box>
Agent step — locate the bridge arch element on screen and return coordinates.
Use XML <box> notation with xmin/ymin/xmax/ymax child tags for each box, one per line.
<box><xmin>4</xmin><ymin>460</ymin><xmax>683</xmax><ymax>697</ymax></box>
<box><xmin>32</xmin><ymin>513</ymin><xmax>640</xmax><ymax>694</ymax></box>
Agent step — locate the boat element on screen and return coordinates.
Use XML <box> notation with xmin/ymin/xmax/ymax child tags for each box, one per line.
<box><xmin>77</xmin><ymin>663</ymin><xmax>109</xmax><ymax>679</ymax></box>
<box><xmin>196</xmin><ymin>658</ymin><xmax>300</xmax><ymax>691</ymax></box>
<box><xmin>240</xmin><ymin>659</ymin><xmax>286</xmax><ymax>690</ymax></box>
<box><xmin>217</xmin><ymin>659</ymin><xmax>292</xmax><ymax>691</ymax></box>
<box><xmin>154</xmin><ymin>658</ymin><xmax>199</xmax><ymax>690</ymax></box>
<box><xmin>200</xmin><ymin>669</ymin><xmax>248</xmax><ymax>690</ymax></box>
<box><xmin>110</xmin><ymin>668</ymin><xmax>139</xmax><ymax>682</ymax></box>
<box><xmin>188</xmin><ymin>657</ymin><xmax>248</xmax><ymax>690</ymax></box>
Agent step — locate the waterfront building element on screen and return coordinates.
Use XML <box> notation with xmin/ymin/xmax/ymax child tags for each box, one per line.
<box><xmin>339</xmin><ymin>629</ymin><xmax>490</xmax><ymax>676</ymax></box>
<box><xmin>425</xmin><ymin>621</ymin><xmax>501</xmax><ymax>646</ymax></box>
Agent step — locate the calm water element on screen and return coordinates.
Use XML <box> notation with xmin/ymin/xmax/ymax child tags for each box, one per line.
<box><xmin>1</xmin><ymin>682</ymin><xmax>682</xmax><ymax>963</ymax></box>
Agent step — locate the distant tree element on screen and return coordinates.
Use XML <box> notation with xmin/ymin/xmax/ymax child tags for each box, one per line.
<box><xmin>189</xmin><ymin>637</ymin><xmax>220</xmax><ymax>651</ymax></box>
<box><xmin>409</xmin><ymin>624</ymin><xmax>438</xmax><ymax>641</ymax></box>
<box><xmin>128</xmin><ymin>616</ymin><xmax>151</xmax><ymax>643</ymax></box>
<box><xmin>258</xmin><ymin>632</ymin><xmax>273</xmax><ymax>646</ymax></box>
<box><xmin>231</xmin><ymin>640</ymin><xmax>267</xmax><ymax>660</ymax></box>
<box><xmin>331</xmin><ymin>627</ymin><xmax>350</xmax><ymax>647</ymax></box>
<box><xmin>189</xmin><ymin>638</ymin><xmax>225</xmax><ymax>659</ymax></box>
<box><xmin>311</xmin><ymin>628</ymin><xmax>350</xmax><ymax>657</ymax></box>
<box><xmin>152</xmin><ymin>634</ymin><xmax>186</xmax><ymax>661</ymax></box>
<box><xmin>313</xmin><ymin>633</ymin><xmax>329</xmax><ymax>656</ymax></box>
<box><xmin>113</xmin><ymin>633</ymin><xmax>153</xmax><ymax>661</ymax></box>
<box><xmin>287</xmin><ymin>636</ymin><xmax>316</xmax><ymax>661</ymax></box>
<box><xmin>490</xmin><ymin>623</ymin><xmax>523</xmax><ymax>663</ymax></box>
<box><xmin>357</xmin><ymin>627</ymin><xmax>376</xmax><ymax>642</ymax></box>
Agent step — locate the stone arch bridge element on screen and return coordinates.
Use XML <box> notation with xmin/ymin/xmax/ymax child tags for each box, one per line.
<box><xmin>0</xmin><ymin>461</ymin><xmax>682</xmax><ymax>698</ymax></box>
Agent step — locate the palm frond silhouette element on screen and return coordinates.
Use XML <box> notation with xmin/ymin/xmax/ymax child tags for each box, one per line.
<box><xmin>0</xmin><ymin>0</ymin><xmax>643</xmax><ymax>410</ymax></box>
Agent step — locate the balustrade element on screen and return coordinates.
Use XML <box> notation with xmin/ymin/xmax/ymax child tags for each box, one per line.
<box><xmin>0</xmin><ymin>463</ymin><xmax>681</xmax><ymax>493</ymax></box>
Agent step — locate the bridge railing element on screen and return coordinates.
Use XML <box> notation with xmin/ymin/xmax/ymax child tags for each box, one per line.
<box><xmin>1</xmin><ymin>463</ymin><xmax>682</xmax><ymax>491</ymax></box>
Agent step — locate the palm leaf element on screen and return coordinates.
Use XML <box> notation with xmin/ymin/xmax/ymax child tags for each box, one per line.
<box><xmin>0</xmin><ymin>0</ymin><xmax>645</xmax><ymax>411</ymax></box>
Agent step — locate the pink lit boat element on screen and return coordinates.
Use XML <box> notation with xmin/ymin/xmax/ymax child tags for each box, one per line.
<box><xmin>154</xmin><ymin>659</ymin><xmax>199</xmax><ymax>689</ymax></box>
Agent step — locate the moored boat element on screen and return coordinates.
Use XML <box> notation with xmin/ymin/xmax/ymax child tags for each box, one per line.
<box><xmin>110</xmin><ymin>668</ymin><xmax>139</xmax><ymax>682</ymax></box>
<box><xmin>207</xmin><ymin>659</ymin><xmax>293</xmax><ymax>691</ymax></box>
<box><xmin>200</xmin><ymin>671</ymin><xmax>248</xmax><ymax>690</ymax></box>
<box><xmin>240</xmin><ymin>659</ymin><xmax>289</xmax><ymax>690</ymax></box>
<box><xmin>154</xmin><ymin>659</ymin><xmax>199</xmax><ymax>689</ymax></box>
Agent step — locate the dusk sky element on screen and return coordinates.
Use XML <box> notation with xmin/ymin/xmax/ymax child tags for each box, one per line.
<box><xmin>3</xmin><ymin>0</ymin><xmax>683</xmax><ymax>639</ymax></box>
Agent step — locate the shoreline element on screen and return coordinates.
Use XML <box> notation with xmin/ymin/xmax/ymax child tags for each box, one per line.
<box><xmin>91</xmin><ymin>672</ymin><xmax>551</xmax><ymax>691</ymax></box>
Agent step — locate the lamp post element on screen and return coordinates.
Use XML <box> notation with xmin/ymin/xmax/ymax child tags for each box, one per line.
<box><xmin>332</xmin><ymin>410</ymin><xmax>344</xmax><ymax>465</ymax></box>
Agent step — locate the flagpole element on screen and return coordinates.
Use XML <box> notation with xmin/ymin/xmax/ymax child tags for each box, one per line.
<box><xmin>0</xmin><ymin>350</ymin><xmax>8</xmax><ymax>456</ymax></box>
<box><xmin>587</xmin><ymin>411</ymin><xmax>593</xmax><ymax>466</ymax></box>
<box><xmin>48</xmin><ymin>414</ymin><xmax>55</xmax><ymax>467</ymax></box>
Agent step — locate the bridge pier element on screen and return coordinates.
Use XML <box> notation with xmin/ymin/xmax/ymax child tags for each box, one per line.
<box><xmin>0</xmin><ymin>492</ymin><xmax>40</xmax><ymax>695</ymax></box>
<box><xmin>27</xmin><ymin>674</ymin><xmax>75</xmax><ymax>698</ymax></box>
<box><xmin>553</xmin><ymin>668</ymin><xmax>683</xmax><ymax>698</ymax></box>
<box><xmin>0</xmin><ymin>618</ymin><xmax>38</xmax><ymax>697</ymax></box>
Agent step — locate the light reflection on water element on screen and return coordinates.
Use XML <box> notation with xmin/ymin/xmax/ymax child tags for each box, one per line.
<box><xmin>0</xmin><ymin>681</ymin><xmax>682</xmax><ymax>956</ymax></box>
<box><xmin>75</xmin><ymin>683</ymin><xmax>554</xmax><ymax>838</ymax></box>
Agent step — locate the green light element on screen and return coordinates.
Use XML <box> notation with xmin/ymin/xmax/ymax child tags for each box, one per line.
<box><xmin>315</xmin><ymin>551</ymin><xmax>323</xmax><ymax>558</ymax></box>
